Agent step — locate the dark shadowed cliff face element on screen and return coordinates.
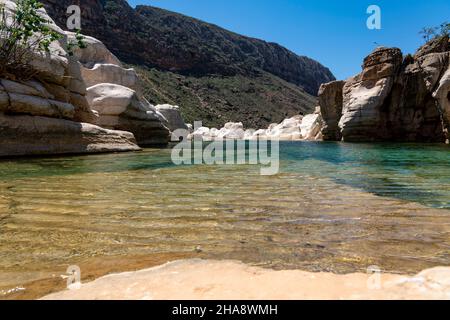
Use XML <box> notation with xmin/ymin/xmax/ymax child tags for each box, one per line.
<box><xmin>41</xmin><ymin>0</ymin><xmax>335</xmax><ymax>128</ymax></box>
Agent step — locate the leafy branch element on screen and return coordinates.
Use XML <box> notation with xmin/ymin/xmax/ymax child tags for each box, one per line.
<box><xmin>0</xmin><ymin>0</ymin><xmax>86</xmax><ymax>81</ymax></box>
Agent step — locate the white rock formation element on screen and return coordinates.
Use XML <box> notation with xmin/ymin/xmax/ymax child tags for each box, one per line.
<box><xmin>68</xmin><ymin>33</ymin><xmax>122</xmax><ymax>68</ymax></box>
<box><xmin>300</xmin><ymin>114</ymin><xmax>323</xmax><ymax>140</ymax></box>
<box><xmin>190</xmin><ymin>126</ymin><xmax>213</xmax><ymax>141</ymax></box>
<box><xmin>217</xmin><ymin>122</ymin><xmax>246</xmax><ymax>140</ymax></box>
<box><xmin>188</xmin><ymin>114</ymin><xmax>323</xmax><ymax>141</ymax></box>
<box><xmin>338</xmin><ymin>48</ymin><xmax>402</xmax><ymax>141</ymax></box>
<box><xmin>0</xmin><ymin>0</ymin><xmax>140</xmax><ymax>156</ymax></box>
<box><xmin>86</xmin><ymin>83</ymin><xmax>169</xmax><ymax>145</ymax></box>
<box><xmin>155</xmin><ymin>104</ymin><xmax>188</xmax><ymax>132</ymax></box>
<box><xmin>67</xmin><ymin>32</ymin><xmax>170</xmax><ymax>146</ymax></box>
<box><xmin>264</xmin><ymin>116</ymin><xmax>303</xmax><ymax>140</ymax></box>
<box><xmin>81</xmin><ymin>63</ymin><xmax>140</xmax><ymax>92</ymax></box>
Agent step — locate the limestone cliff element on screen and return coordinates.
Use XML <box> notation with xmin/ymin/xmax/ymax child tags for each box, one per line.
<box><xmin>319</xmin><ymin>36</ymin><xmax>450</xmax><ymax>143</ymax></box>
<box><xmin>0</xmin><ymin>0</ymin><xmax>151</xmax><ymax>156</ymax></box>
<box><xmin>68</xmin><ymin>32</ymin><xmax>170</xmax><ymax>146</ymax></box>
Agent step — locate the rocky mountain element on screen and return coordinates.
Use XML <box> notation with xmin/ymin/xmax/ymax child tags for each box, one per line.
<box><xmin>40</xmin><ymin>0</ymin><xmax>335</xmax><ymax>128</ymax></box>
<box><xmin>319</xmin><ymin>36</ymin><xmax>450</xmax><ymax>143</ymax></box>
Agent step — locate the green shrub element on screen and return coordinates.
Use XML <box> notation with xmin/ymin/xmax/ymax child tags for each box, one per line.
<box><xmin>0</xmin><ymin>0</ymin><xmax>85</xmax><ymax>81</ymax></box>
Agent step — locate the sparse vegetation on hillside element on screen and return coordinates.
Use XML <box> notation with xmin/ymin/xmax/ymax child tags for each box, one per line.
<box><xmin>133</xmin><ymin>65</ymin><xmax>316</xmax><ymax>128</ymax></box>
<box><xmin>419</xmin><ymin>21</ymin><xmax>450</xmax><ymax>42</ymax></box>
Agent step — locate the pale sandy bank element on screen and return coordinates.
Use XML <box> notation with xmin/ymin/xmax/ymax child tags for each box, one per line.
<box><xmin>41</xmin><ymin>259</ymin><xmax>450</xmax><ymax>300</ymax></box>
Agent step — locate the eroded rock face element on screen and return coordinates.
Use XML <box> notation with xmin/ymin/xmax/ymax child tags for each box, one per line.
<box><xmin>386</xmin><ymin>52</ymin><xmax>447</xmax><ymax>142</ymax></box>
<box><xmin>0</xmin><ymin>0</ymin><xmax>140</xmax><ymax>156</ymax></box>
<box><xmin>319</xmin><ymin>81</ymin><xmax>345</xmax><ymax>141</ymax></box>
<box><xmin>0</xmin><ymin>80</ymin><xmax>74</xmax><ymax>119</ymax></box>
<box><xmin>68</xmin><ymin>33</ymin><xmax>122</xmax><ymax>68</ymax></box>
<box><xmin>155</xmin><ymin>104</ymin><xmax>188</xmax><ymax>132</ymax></box>
<box><xmin>339</xmin><ymin>47</ymin><xmax>403</xmax><ymax>141</ymax></box>
<box><xmin>69</xmin><ymin>31</ymin><xmax>170</xmax><ymax>146</ymax></box>
<box><xmin>81</xmin><ymin>63</ymin><xmax>140</xmax><ymax>92</ymax></box>
<box><xmin>433</xmin><ymin>67</ymin><xmax>450</xmax><ymax>141</ymax></box>
<box><xmin>414</xmin><ymin>35</ymin><xmax>450</xmax><ymax>58</ymax></box>
<box><xmin>319</xmin><ymin>38</ymin><xmax>450</xmax><ymax>142</ymax></box>
<box><xmin>87</xmin><ymin>84</ymin><xmax>169</xmax><ymax>146</ymax></box>
<box><xmin>0</xmin><ymin>114</ymin><xmax>140</xmax><ymax>157</ymax></box>
<box><xmin>300</xmin><ymin>114</ymin><xmax>323</xmax><ymax>140</ymax></box>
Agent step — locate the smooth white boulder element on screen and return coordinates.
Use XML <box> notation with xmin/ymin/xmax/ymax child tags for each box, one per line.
<box><xmin>66</xmin><ymin>32</ymin><xmax>122</xmax><ymax>68</ymax></box>
<box><xmin>155</xmin><ymin>104</ymin><xmax>188</xmax><ymax>132</ymax></box>
<box><xmin>187</xmin><ymin>115</ymin><xmax>323</xmax><ymax>141</ymax></box>
<box><xmin>81</xmin><ymin>63</ymin><xmax>139</xmax><ymax>91</ymax></box>
<box><xmin>86</xmin><ymin>83</ymin><xmax>169</xmax><ymax>146</ymax></box>
<box><xmin>216</xmin><ymin>122</ymin><xmax>245</xmax><ymax>139</ymax></box>
<box><xmin>300</xmin><ymin>114</ymin><xmax>323</xmax><ymax>140</ymax></box>
<box><xmin>86</xmin><ymin>83</ymin><xmax>161</xmax><ymax>121</ymax></box>
<box><xmin>190</xmin><ymin>126</ymin><xmax>212</xmax><ymax>140</ymax></box>
<box><xmin>266</xmin><ymin>115</ymin><xmax>303</xmax><ymax>140</ymax></box>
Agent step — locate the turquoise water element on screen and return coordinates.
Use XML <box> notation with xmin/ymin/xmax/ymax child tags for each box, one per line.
<box><xmin>0</xmin><ymin>142</ymin><xmax>449</xmax><ymax>292</ymax></box>
<box><xmin>2</xmin><ymin>142</ymin><xmax>448</xmax><ymax>208</ymax></box>
<box><xmin>282</xmin><ymin>142</ymin><xmax>450</xmax><ymax>209</ymax></box>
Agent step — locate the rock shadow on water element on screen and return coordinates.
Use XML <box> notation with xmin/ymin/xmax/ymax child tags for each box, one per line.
<box><xmin>281</xmin><ymin>141</ymin><xmax>450</xmax><ymax>209</ymax></box>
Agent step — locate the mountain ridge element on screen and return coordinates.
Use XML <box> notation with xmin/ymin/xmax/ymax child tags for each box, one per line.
<box><xmin>41</xmin><ymin>0</ymin><xmax>335</xmax><ymax>127</ymax></box>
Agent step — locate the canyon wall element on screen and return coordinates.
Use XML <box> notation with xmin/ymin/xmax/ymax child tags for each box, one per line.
<box><xmin>319</xmin><ymin>36</ymin><xmax>450</xmax><ymax>143</ymax></box>
<box><xmin>0</xmin><ymin>0</ymin><xmax>171</xmax><ymax>156</ymax></box>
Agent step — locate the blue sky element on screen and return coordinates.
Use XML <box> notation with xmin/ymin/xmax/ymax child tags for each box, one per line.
<box><xmin>128</xmin><ymin>0</ymin><xmax>450</xmax><ymax>80</ymax></box>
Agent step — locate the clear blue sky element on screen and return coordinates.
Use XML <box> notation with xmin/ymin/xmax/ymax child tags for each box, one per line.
<box><xmin>128</xmin><ymin>0</ymin><xmax>450</xmax><ymax>80</ymax></box>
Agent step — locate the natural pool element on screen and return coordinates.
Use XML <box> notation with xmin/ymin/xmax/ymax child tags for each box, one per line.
<box><xmin>0</xmin><ymin>142</ymin><xmax>449</xmax><ymax>296</ymax></box>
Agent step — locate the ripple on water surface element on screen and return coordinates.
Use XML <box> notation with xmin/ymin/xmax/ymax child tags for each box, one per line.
<box><xmin>0</xmin><ymin>142</ymin><xmax>449</xmax><ymax>289</ymax></box>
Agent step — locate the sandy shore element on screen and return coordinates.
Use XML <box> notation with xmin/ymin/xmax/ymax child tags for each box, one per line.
<box><xmin>41</xmin><ymin>259</ymin><xmax>450</xmax><ymax>300</ymax></box>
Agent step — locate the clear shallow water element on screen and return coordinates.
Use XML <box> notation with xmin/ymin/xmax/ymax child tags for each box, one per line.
<box><xmin>0</xmin><ymin>142</ymin><xmax>449</xmax><ymax>290</ymax></box>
